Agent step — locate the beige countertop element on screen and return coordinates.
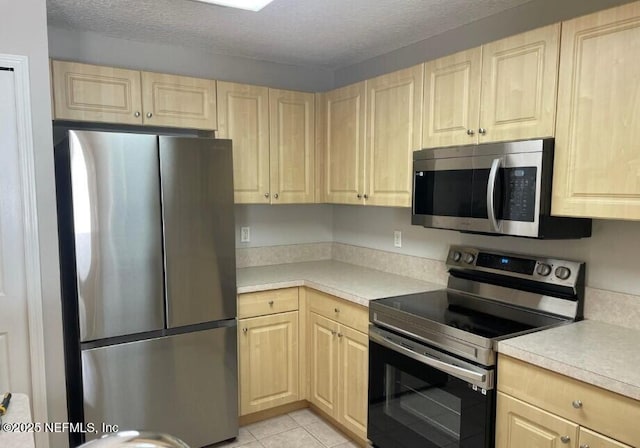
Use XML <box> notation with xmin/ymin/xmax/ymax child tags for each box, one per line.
<box><xmin>498</xmin><ymin>320</ymin><xmax>640</xmax><ymax>401</ymax></box>
<box><xmin>237</xmin><ymin>260</ymin><xmax>443</xmax><ymax>307</ymax></box>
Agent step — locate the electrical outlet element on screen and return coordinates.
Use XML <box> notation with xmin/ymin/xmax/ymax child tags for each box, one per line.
<box><xmin>240</xmin><ymin>227</ymin><xmax>251</xmax><ymax>243</ymax></box>
<box><xmin>394</xmin><ymin>230</ymin><xmax>402</xmax><ymax>248</ymax></box>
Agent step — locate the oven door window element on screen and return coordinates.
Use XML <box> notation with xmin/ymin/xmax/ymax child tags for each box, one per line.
<box><xmin>369</xmin><ymin>341</ymin><xmax>493</xmax><ymax>448</ymax></box>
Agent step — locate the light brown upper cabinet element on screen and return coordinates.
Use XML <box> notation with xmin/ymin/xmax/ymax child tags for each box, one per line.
<box><xmin>422</xmin><ymin>24</ymin><xmax>560</xmax><ymax>148</ymax></box>
<box><xmin>269</xmin><ymin>89</ymin><xmax>315</xmax><ymax>204</ymax></box>
<box><xmin>366</xmin><ymin>65</ymin><xmax>424</xmax><ymax>207</ymax></box>
<box><xmin>423</xmin><ymin>48</ymin><xmax>482</xmax><ymax>148</ymax></box>
<box><xmin>317</xmin><ymin>82</ymin><xmax>367</xmax><ymax>205</ymax></box>
<box><xmin>217</xmin><ymin>83</ymin><xmax>315</xmax><ymax>204</ymax></box>
<box><xmin>51</xmin><ymin>60</ymin><xmax>217</xmax><ymax>130</ymax></box>
<box><xmin>553</xmin><ymin>1</ymin><xmax>640</xmax><ymax>220</ymax></box>
<box><xmin>140</xmin><ymin>72</ymin><xmax>216</xmax><ymax>130</ymax></box>
<box><xmin>52</xmin><ymin>60</ymin><xmax>144</xmax><ymax>125</ymax></box>
<box><xmin>216</xmin><ymin>81</ymin><xmax>270</xmax><ymax>204</ymax></box>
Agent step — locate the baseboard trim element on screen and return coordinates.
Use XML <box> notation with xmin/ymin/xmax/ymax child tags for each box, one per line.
<box><xmin>239</xmin><ymin>400</ymin><xmax>308</xmax><ymax>426</ymax></box>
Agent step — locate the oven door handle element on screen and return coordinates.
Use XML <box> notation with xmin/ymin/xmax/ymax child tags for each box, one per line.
<box><xmin>487</xmin><ymin>157</ymin><xmax>502</xmax><ymax>232</ymax></box>
<box><xmin>370</xmin><ymin>329</ymin><xmax>487</xmax><ymax>386</ymax></box>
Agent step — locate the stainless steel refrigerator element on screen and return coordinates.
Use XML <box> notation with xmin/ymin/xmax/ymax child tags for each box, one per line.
<box><xmin>54</xmin><ymin>129</ymin><xmax>238</xmax><ymax>447</ymax></box>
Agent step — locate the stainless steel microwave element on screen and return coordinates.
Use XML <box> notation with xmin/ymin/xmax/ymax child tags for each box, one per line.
<box><xmin>412</xmin><ymin>139</ymin><xmax>592</xmax><ymax>239</ymax></box>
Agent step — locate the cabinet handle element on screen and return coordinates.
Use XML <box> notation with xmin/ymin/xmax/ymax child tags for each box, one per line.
<box><xmin>338</xmin><ymin>333</ymin><xmax>343</xmax><ymax>339</ymax></box>
<box><xmin>264</xmin><ymin>192</ymin><xmax>270</xmax><ymax>198</ymax></box>
<box><xmin>479</xmin><ymin>128</ymin><xmax>487</xmax><ymax>135</ymax></box>
<box><xmin>331</xmin><ymin>330</ymin><xmax>337</xmax><ymax>336</ymax></box>
<box><xmin>274</xmin><ymin>193</ymin><xmax>279</xmax><ymax>199</ymax></box>
<box><xmin>560</xmin><ymin>436</ymin><xmax>571</xmax><ymax>444</ymax></box>
<box><xmin>146</xmin><ymin>112</ymin><xmax>153</xmax><ymax>118</ymax></box>
<box><xmin>580</xmin><ymin>445</ymin><xmax>590</xmax><ymax>448</ymax></box>
<box><xmin>268</xmin><ymin>300</ymin><xmax>274</xmax><ymax>306</ymax></box>
<box><xmin>357</xmin><ymin>194</ymin><xmax>362</xmax><ymax>199</ymax></box>
<box><xmin>334</xmin><ymin>308</ymin><xmax>340</xmax><ymax>313</ymax></box>
<box><xmin>134</xmin><ymin>111</ymin><xmax>141</xmax><ymax>118</ymax></box>
<box><xmin>242</xmin><ymin>328</ymin><xmax>248</xmax><ymax>334</ymax></box>
<box><xmin>364</xmin><ymin>194</ymin><xmax>369</xmax><ymax>199</ymax></box>
<box><xmin>466</xmin><ymin>129</ymin><xmax>475</xmax><ymax>136</ymax></box>
<box><xmin>572</xmin><ymin>400</ymin><xmax>583</xmax><ymax>409</ymax></box>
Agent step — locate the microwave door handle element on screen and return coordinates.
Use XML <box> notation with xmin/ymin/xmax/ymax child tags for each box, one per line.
<box><xmin>487</xmin><ymin>158</ymin><xmax>502</xmax><ymax>232</ymax></box>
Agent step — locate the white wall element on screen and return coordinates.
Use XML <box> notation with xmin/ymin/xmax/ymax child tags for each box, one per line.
<box><xmin>0</xmin><ymin>1</ymin><xmax>67</xmax><ymax>447</ymax></box>
<box><xmin>48</xmin><ymin>27</ymin><xmax>334</xmax><ymax>92</ymax></box>
<box><xmin>235</xmin><ymin>205</ymin><xmax>333</xmax><ymax>247</ymax></box>
<box><xmin>333</xmin><ymin>205</ymin><xmax>640</xmax><ymax>297</ymax></box>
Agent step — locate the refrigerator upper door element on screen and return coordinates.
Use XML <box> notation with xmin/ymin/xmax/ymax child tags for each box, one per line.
<box><xmin>82</xmin><ymin>325</ymin><xmax>238</xmax><ymax>447</ymax></box>
<box><xmin>68</xmin><ymin>130</ymin><xmax>165</xmax><ymax>342</ymax></box>
<box><xmin>159</xmin><ymin>137</ymin><xmax>237</xmax><ymax>328</ymax></box>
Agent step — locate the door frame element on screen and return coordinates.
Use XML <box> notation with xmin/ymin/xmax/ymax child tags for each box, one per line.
<box><xmin>1</xmin><ymin>53</ymin><xmax>49</xmax><ymax>448</ymax></box>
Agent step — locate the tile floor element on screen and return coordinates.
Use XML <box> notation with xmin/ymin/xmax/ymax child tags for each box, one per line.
<box><xmin>215</xmin><ymin>409</ymin><xmax>360</xmax><ymax>448</ymax></box>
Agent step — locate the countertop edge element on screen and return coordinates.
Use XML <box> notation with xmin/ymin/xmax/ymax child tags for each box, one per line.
<box><xmin>497</xmin><ymin>341</ymin><xmax>640</xmax><ymax>401</ymax></box>
<box><xmin>237</xmin><ymin>279</ymin><xmax>374</xmax><ymax>308</ymax></box>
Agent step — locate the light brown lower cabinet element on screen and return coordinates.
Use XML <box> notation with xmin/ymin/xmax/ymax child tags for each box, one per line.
<box><xmin>238</xmin><ymin>311</ymin><xmax>299</xmax><ymax>416</ymax></box>
<box><xmin>497</xmin><ymin>355</ymin><xmax>637</xmax><ymax>448</ymax></box>
<box><xmin>308</xmin><ymin>311</ymin><xmax>369</xmax><ymax>440</ymax></box>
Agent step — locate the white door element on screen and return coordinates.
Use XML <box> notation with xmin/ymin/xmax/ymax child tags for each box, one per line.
<box><xmin>0</xmin><ymin>68</ymin><xmax>32</xmax><ymax>395</ymax></box>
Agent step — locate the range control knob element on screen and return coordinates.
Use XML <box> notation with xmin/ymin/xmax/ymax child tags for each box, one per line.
<box><xmin>536</xmin><ymin>263</ymin><xmax>552</xmax><ymax>276</ymax></box>
<box><xmin>555</xmin><ymin>266</ymin><xmax>572</xmax><ymax>280</ymax></box>
<box><xmin>463</xmin><ymin>253</ymin><xmax>476</xmax><ymax>264</ymax></box>
<box><xmin>451</xmin><ymin>251</ymin><xmax>462</xmax><ymax>262</ymax></box>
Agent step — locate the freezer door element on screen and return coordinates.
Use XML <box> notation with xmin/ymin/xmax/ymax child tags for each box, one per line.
<box><xmin>66</xmin><ymin>130</ymin><xmax>165</xmax><ymax>342</ymax></box>
<box><xmin>159</xmin><ymin>137</ymin><xmax>237</xmax><ymax>327</ymax></box>
<box><xmin>82</xmin><ymin>325</ymin><xmax>238</xmax><ymax>447</ymax></box>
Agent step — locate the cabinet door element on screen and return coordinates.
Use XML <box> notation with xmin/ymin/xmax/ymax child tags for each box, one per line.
<box><xmin>319</xmin><ymin>82</ymin><xmax>367</xmax><ymax>205</ymax></box>
<box><xmin>553</xmin><ymin>2</ymin><xmax>640</xmax><ymax>220</ymax></box>
<box><xmin>579</xmin><ymin>427</ymin><xmax>633</xmax><ymax>448</ymax></box>
<box><xmin>479</xmin><ymin>24</ymin><xmax>560</xmax><ymax>142</ymax></box>
<box><xmin>217</xmin><ymin>82</ymin><xmax>270</xmax><ymax>204</ymax></box>
<box><xmin>309</xmin><ymin>312</ymin><xmax>340</xmax><ymax>418</ymax></box>
<box><xmin>337</xmin><ymin>325</ymin><xmax>368</xmax><ymax>440</ymax></box>
<box><xmin>141</xmin><ymin>72</ymin><xmax>216</xmax><ymax>130</ymax></box>
<box><xmin>269</xmin><ymin>89</ymin><xmax>315</xmax><ymax>204</ymax></box>
<box><xmin>365</xmin><ymin>64</ymin><xmax>424</xmax><ymax>207</ymax></box>
<box><xmin>496</xmin><ymin>392</ymin><xmax>579</xmax><ymax>448</ymax></box>
<box><xmin>51</xmin><ymin>60</ymin><xmax>143</xmax><ymax>125</ymax></box>
<box><xmin>423</xmin><ymin>48</ymin><xmax>482</xmax><ymax>148</ymax></box>
<box><xmin>238</xmin><ymin>312</ymin><xmax>299</xmax><ymax>416</ymax></box>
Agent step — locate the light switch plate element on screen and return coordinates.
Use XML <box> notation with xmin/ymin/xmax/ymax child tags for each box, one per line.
<box><xmin>241</xmin><ymin>227</ymin><xmax>251</xmax><ymax>243</ymax></box>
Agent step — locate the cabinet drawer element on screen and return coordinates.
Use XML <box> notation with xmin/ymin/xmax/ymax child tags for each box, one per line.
<box><xmin>498</xmin><ymin>355</ymin><xmax>640</xmax><ymax>446</ymax></box>
<box><xmin>307</xmin><ymin>289</ymin><xmax>368</xmax><ymax>333</ymax></box>
<box><xmin>238</xmin><ymin>288</ymin><xmax>298</xmax><ymax>319</ymax></box>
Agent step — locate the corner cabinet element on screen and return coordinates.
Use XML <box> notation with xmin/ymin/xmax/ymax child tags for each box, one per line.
<box><xmin>497</xmin><ymin>355</ymin><xmax>638</xmax><ymax>448</ymax></box>
<box><xmin>237</xmin><ymin>288</ymin><xmax>300</xmax><ymax>416</ymax></box>
<box><xmin>552</xmin><ymin>1</ymin><xmax>640</xmax><ymax>220</ymax></box>
<box><xmin>422</xmin><ymin>24</ymin><xmax>559</xmax><ymax>148</ymax></box>
<box><xmin>51</xmin><ymin>60</ymin><xmax>217</xmax><ymax>130</ymax></box>
<box><xmin>217</xmin><ymin>82</ymin><xmax>315</xmax><ymax>204</ymax></box>
<box><xmin>269</xmin><ymin>89</ymin><xmax>315</xmax><ymax>204</ymax></box>
<box><xmin>307</xmin><ymin>289</ymin><xmax>369</xmax><ymax>440</ymax></box>
<box><xmin>317</xmin><ymin>81</ymin><xmax>367</xmax><ymax>205</ymax></box>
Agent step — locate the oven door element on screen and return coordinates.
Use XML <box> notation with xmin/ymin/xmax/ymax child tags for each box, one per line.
<box><xmin>412</xmin><ymin>141</ymin><xmax>545</xmax><ymax>237</ymax></box>
<box><xmin>368</xmin><ymin>327</ymin><xmax>495</xmax><ymax>448</ymax></box>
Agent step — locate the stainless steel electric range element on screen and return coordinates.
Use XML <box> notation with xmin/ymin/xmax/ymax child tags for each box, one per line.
<box><xmin>367</xmin><ymin>245</ymin><xmax>585</xmax><ymax>448</ymax></box>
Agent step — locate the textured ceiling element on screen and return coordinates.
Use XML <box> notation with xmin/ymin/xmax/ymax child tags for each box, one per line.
<box><xmin>47</xmin><ymin>0</ymin><xmax>535</xmax><ymax>69</ymax></box>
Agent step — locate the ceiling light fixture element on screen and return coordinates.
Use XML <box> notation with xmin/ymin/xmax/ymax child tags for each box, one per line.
<box><xmin>191</xmin><ymin>0</ymin><xmax>275</xmax><ymax>11</ymax></box>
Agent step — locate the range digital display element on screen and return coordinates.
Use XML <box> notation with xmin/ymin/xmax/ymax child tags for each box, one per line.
<box><xmin>476</xmin><ymin>252</ymin><xmax>536</xmax><ymax>275</ymax></box>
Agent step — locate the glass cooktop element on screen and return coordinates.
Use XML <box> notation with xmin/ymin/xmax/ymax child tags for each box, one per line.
<box><xmin>373</xmin><ymin>289</ymin><xmax>566</xmax><ymax>340</ymax></box>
